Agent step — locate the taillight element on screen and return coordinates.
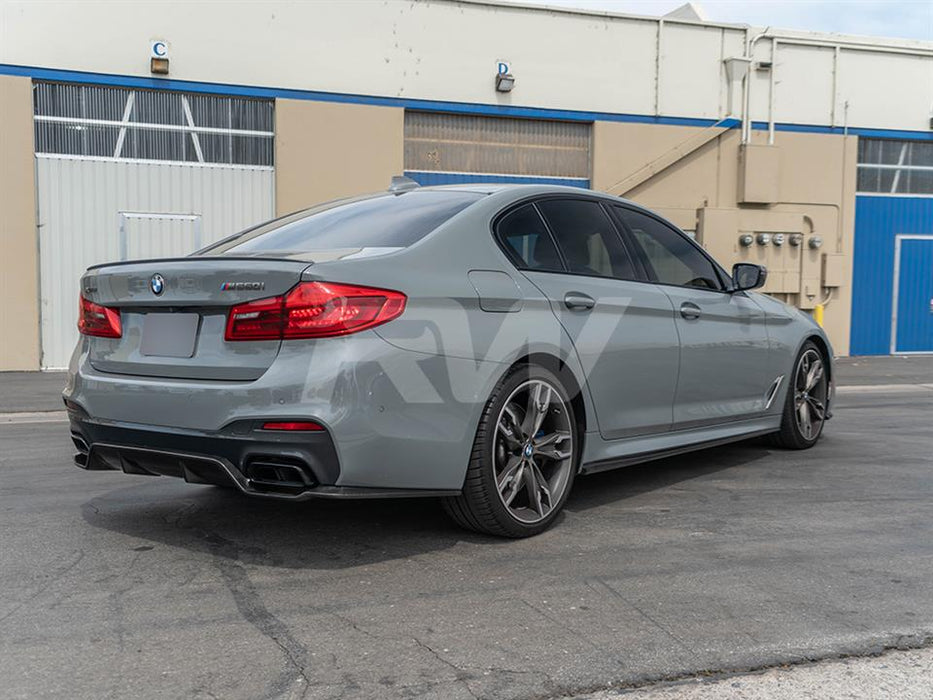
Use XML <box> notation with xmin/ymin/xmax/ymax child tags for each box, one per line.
<box><xmin>225</xmin><ymin>282</ymin><xmax>406</xmax><ymax>341</ymax></box>
<box><xmin>78</xmin><ymin>296</ymin><xmax>122</xmax><ymax>338</ymax></box>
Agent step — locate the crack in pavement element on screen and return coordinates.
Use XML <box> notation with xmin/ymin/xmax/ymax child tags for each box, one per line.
<box><xmin>0</xmin><ymin>549</ymin><xmax>85</xmax><ymax>626</ymax></box>
<box><xmin>588</xmin><ymin>577</ymin><xmax>702</xmax><ymax>663</ymax></box>
<box><xmin>412</xmin><ymin>637</ymin><xmax>479</xmax><ymax>699</ymax></box>
<box><xmin>203</xmin><ymin>530</ymin><xmax>312</xmax><ymax>700</ymax></box>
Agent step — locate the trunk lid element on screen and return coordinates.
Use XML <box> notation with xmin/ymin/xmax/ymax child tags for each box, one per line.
<box><xmin>81</xmin><ymin>257</ymin><xmax>311</xmax><ymax>381</ymax></box>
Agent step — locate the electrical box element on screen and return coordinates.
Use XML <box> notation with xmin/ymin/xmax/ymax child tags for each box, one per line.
<box><xmin>738</xmin><ymin>144</ymin><xmax>781</xmax><ymax>204</ymax></box>
<box><xmin>821</xmin><ymin>253</ymin><xmax>846</xmax><ymax>288</ymax></box>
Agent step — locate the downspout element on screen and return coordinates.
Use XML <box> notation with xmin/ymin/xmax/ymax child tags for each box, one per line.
<box><xmin>741</xmin><ymin>27</ymin><xmax>771</xmax><ymax>144</ymax></box>
<box><xmin>655</xmin><ymin>19</ymin><xmax>664</xmax><ymax>116</ymax></box>
<box><xmin>768</xmin><ymin>38</ymin><xmax>778</xmax><ymax>145</ymax></box>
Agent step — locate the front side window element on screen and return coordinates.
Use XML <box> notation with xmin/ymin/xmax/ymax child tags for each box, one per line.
<box><xmin>202</xmin><ymin>190</ymin><xmax>483</xmax><ymax>254</ymax></box>
<box><xmin>496</xmin><ymin>204</ymin><xmax>564</xmax><ymax>272</ymax></box>
<box><xmin>615</xmin><ymin>208</ymin><xmax>723</xmax><ymax>291</ymax></box>
<box><xmin>536</xmin><ymin>199</ymin><xmax>637</xmax><ymax>280</ymax></box>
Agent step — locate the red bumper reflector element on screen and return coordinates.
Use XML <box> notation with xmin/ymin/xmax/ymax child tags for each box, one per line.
<box><xmin>261</xmin><ymin>421</ymin><xmax>325</xmax><ymax>432</ymax></box>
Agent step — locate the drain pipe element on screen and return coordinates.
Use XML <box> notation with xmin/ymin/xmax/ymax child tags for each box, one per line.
<box><xmin>741</xmin><ymin>27</ymin><xmax>771</xmax><ymax>144</ymax></box>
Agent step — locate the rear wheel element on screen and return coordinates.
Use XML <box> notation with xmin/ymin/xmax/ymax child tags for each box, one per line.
<box><xmin>443</xmin><ymin>365</ymin><xmax>578</xmax><ymax>537</ymax></box>
<box><xmin>772</xmin><ymin>341</ymin><xmax>828</xmax><ymax>449</ymax></box>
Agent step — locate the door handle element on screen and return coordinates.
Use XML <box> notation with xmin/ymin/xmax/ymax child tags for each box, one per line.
<box><xmin>564</xmin><ymin>292</ymin><xmax>596</xmax><ymax>310</ymax></box>
<box><xmin>680</xmin><ymin>302</ymin><xmax>701</xmax><ymax>320</ymax></box>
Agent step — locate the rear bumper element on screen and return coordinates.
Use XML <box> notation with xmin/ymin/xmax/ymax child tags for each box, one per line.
<box><xmin>69</xmin><ymin>411</ymin><xmax>458</xmax><ymax>500</ymax></box>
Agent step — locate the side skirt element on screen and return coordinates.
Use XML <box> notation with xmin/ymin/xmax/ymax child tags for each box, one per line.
<box><xmin>579</xmin><ymin>418</ymin><xmax>780</xmax><ymax>475</ymax></box>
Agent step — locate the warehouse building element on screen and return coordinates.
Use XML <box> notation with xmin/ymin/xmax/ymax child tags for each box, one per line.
<box><xmin>0</xmin><ymin>0</ymin><xmax>931</xmax><ymax>370</ymax></box>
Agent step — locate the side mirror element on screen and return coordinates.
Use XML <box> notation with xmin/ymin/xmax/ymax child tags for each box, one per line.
<box><xmin>732</xmin><ymin>263</ymin><xmax>767</xmax><ymax>292</ymax></box>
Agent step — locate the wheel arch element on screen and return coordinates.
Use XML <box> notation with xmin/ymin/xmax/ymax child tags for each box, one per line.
<box><xmin>804</xmin><ymin>333</ymin><xmax>833</xmax><ymax>383</ymax></box>
<box><xmin>503</xmin><ymin>352</ymin><xmax>589</xmax><ymax>459</ymax></box>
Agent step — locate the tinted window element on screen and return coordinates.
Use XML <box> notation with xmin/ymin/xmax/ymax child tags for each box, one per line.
<box><xmin>496</xmin><ymin>204</ymin><xmax>564</xmax><ymax>272</ymax></box>
<box><xmin>203</xmin><ymin>191</ymin><xmax>483</xmax><ymax>254</ymax></box>
<box><xmin>537</xmin><ymin>199</ymin><xmax>637</xmax><ymax>280</ymax></box>
<box><xmin>615</xmin><ymin>208</ymin><xmax>723</xmax><ymax>291</ymax></box>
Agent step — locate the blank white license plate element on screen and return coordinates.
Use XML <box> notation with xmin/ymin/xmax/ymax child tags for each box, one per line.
<box><xmin>140</xmin><ymin>313</ymin><xmax>200</xmax><ymax>358</ymax></box>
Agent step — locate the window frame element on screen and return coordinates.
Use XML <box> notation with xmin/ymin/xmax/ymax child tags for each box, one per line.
<box><xmin>609</xmin><ymin>203</ymin><xmax>734</xmax><ymax>294</ymax></box>
<box><xmin>491</xmin><ymin>193</ymin><xmax>643</xmax><ymax>283</ymax></box>
<box><xmin>492</xmin><ymin>201</ymin><xmax>567</xmax><ymax>274</ymax></box>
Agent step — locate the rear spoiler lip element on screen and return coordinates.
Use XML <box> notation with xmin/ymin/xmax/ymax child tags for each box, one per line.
<box><xmin>85</xmin><ymin>255</ymin><xmax>314</xmax><ymax>272</ymax></box>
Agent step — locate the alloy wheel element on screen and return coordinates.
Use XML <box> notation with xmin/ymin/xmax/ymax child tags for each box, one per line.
<box><xmin>493</xmin><ymin>379</ymin><xmax>574</xmax><ymax>524</ymax></box>
<box><xmin>793</xmin><ymin>349</ymin><xmax>828</xmax><ymax>441</ymax></box>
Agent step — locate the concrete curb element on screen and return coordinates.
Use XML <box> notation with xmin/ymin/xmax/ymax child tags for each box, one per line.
<box><xmin>835</xmin><ymin>383</ymin><xmax>933</xmax><ymax>394</ymax></box>
<box><xmin>0</xmin><ymin>411</ymin><xmax>68</xmax><ymax>424</ymax></box>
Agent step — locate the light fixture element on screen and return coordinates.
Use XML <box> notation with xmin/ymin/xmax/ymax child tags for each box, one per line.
<box><xmin>772</xmin><ymin>233</ymin><xmax>785</xmax><ymax>246</ymax></box>
<box><xmin>150</xmin><ymin>39</ymin><xmax>169</xmax><ymax>75</ymax></box>
<box><xmin>495</xmin><ymin>72</ymin><xmax>515</xmax><ymax>92</ymax></box>
<box><xmin>739</xmin><ymin>234</ymin><xmax>754</xmax><ymax>247</ymax></box>
<box><xmin>150</xmin><ymin>57</ymin><xmax>169</xmax><ymax>75</ymax></box>
<box><xmin>808</xmin><ymin>236</ymin><xmax>823</xmax><ymax>249</ymax></box>
<box><xmin>756</xmin><ymin>233</ymin><xmax>771</xmax><ymax>246</ymax></box>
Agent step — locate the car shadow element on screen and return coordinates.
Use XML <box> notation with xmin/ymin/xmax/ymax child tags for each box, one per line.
<box><xmin>566</xmin><ymin>439</ymin><xmax>774</xmax><ymax>512</ymax></box>
<box><xmin>80</xmin><ymin>439</ymin><xmax>773</xmax><ymax>571</ymax></box>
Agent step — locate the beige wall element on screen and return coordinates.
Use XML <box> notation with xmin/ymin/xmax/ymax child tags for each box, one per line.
<box><xmin>593</xmin><ymin>121</ymin><xmax>856</xmax><ymax>355</ymax></box>
<box><xmin>275</xmin><ymin>100</ymin><xmax>404</xmax><ymax>215</ymax></box>
<box><xmin>0</xmin><ymin>75</ymin><xmax>40</xmax><ymax>370</ymax></box>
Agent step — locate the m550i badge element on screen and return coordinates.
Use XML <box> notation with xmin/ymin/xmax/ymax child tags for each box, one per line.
<box><xmin>221</xmin><ymin>281</ymin><xmax>265</xmax><ymax>291</ymax></box>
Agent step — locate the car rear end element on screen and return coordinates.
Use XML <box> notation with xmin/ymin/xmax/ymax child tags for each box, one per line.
<box><xmin>65</xmin><ymin>187</ymin><xmax>486</xmax><ymax>499</ymax></box>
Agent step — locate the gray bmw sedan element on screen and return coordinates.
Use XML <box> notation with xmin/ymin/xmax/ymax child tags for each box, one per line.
<box><xmin>66</xmin><ymin>180</ymin><xmax>833</xmax><ymax>537</ymax></box>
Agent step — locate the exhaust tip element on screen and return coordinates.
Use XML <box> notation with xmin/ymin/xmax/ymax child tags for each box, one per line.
<box><xmin>244</xmin><ymin>459</ymin><xmax>315</xmax><ymax>496</ymax></box>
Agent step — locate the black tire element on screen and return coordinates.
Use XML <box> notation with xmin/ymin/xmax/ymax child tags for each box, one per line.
<box><xmin>772</xmin><ymin>340</ymin><xmax>829</xmax><ymax>450</ymax></box>
<box><xmin>443</xmin><ymin>364</ymin><xmax>579</xmax><ymax>538</ymax></box>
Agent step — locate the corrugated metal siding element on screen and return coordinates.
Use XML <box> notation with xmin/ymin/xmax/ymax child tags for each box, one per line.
<box><xmin>850</xmin><ymin>195</ymin><xmax>933</xmax><ymax>355</ymax></box>
<box><xmin>404</xmin><ymin>112</ymin><xmax>591</xmax><ymax>183</ymax></box>
<box><xmin>36</xmin><ymin>156</ymin><xmax>274</xmax><ymax>368</ymax></box>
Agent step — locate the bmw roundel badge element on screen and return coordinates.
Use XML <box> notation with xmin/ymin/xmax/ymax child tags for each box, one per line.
<box><xmin>150</xmin><ymin>273</ymin><xmax>165</xmax><ymax>296</ymax></box>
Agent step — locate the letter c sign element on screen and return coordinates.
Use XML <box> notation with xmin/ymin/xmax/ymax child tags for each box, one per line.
<box><xmin>151</xmin><ymin>40</ymin><xmax>168</xmax><ymax>58</ymax></box>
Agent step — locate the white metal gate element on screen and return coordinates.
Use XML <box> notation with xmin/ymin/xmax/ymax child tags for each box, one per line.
<box><xmin>36</xmin><ymin>157</ymin><xmax>275</xmax><ymax>368</ymax></box>
<box><xmin>33</xmin><ymin>81</ymin><xmax>276</xmax><ymax>368</ymax></box>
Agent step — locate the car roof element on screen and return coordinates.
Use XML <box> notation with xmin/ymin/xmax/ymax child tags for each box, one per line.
<box><xmin>416</xmin><ymin>182</ymin><xmax>644</xmax><ymax>210</ymax></box>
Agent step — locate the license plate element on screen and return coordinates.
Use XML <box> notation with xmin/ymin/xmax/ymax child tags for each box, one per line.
<box><xmin>140</xmin><ymin>313</ymin><xmax>200</xmax><ymax>358</ymax></box>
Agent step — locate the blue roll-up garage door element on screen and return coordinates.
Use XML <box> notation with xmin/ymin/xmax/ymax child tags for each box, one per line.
<box><xmin>850</xmin><ymin>138</ymin><xmax>933</xmax><ymax>355</ymax></box>
<box><xmin>851</xmin><ymin>196</ymin><xmax>933</xmax><ymax>355</ymax></box>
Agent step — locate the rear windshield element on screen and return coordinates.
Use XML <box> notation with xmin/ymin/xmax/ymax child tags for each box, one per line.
<box><xmin>202</xmin><ymin>190</ymin><xmax>483</xmax><ymax>254</ymax></box>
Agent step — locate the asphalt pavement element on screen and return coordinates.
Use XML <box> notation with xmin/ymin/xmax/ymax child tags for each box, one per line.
<box><xmin>0</xmin><ymin>358</ymin><xmax>931</xmax><ymax>699</ymax></box>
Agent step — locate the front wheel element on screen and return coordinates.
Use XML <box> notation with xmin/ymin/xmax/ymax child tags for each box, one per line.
<box><xmin>443</xmin><ymin>365</ymin><xmax>578</xmax><ymax>537</ymax></box>
<box><xmin>772</xmin><ymin>341</ymin><xmax>829</xmax><ymax>449</ymax></box>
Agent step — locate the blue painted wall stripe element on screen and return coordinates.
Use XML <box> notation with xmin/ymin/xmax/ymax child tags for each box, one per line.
<box><xmin>3</xmin><ymin>63</ymin><xmax>931</xmax><ymax>141</ymax></box>
<box><xmin>850</xmin><ymin>196</ymin><xmax>933</xmax><ymax>355</ymax></box>
<box><xmin>405</xmin><ymin>171</ymin><xmax>590</xmax><ymax>188</ymax></box>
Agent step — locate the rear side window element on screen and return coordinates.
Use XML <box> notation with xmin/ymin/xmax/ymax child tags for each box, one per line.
<box><xmin>496</xmin><ymin>204</ymin><xmax>564</xmax><ymax>272</ymax></box>
<box><xmin>536</xmin><ymin>199</ymin><xmax>638</xmax><ymax>280</ymax></box>
<box><xmin>203</xmin><ymin>190</ymin><xmax>483</xmax><ymax>254</ymax></box>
